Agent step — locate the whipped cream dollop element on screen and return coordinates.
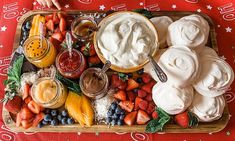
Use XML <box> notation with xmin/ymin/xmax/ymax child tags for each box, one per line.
<box><xmin>150</xmin><ymin>16</ymin><xmax>173</xmax><ymax>48</ymax></box>
<box><xmin>97</xmin><ymin>13</ymin><xmax>157</xmax><ymax>68</ymax></box>
<box><xmin>167</xmin><ymin>15</ymin><xmax>209</xmax><ymax>49</ymax></box>
<box><xmin>189</xmin><ymin>92</ymin><xmax>225</xmax><ymax>122</ymax></box>
<box><xmin>152</xmin><ymin>82</ymin><xmax>194</xmax><ymax>115</ymax></box>
<box><xmin>158</xmin><ymin>46</ymin><xmax>200</xmax><ymax>87</ymax></box>
<box><xmin>194</xmin><ymin>56</ymin><xmax>234</xmax><ymax>97</ymax></box>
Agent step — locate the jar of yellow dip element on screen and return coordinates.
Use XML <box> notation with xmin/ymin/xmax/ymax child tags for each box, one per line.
<box><xmin>31</xmin><ymin>77</ymin><xmax>68</xmax><ymax>109</ymax></box>
<box><xmin>23</xmin><ymin>36</ymin><xmax>57</xmax><ymax>68</ymax></box>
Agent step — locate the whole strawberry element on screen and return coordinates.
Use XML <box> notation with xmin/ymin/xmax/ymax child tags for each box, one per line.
<box><xmin>1</xmin><ymin>92</ymin><xmax>22</xmax><ymax>114</ymax></box>
<box><xmin>174</xmin><ymin>111</ymin><xmax>198</xmax><ymax>128</ymax></box>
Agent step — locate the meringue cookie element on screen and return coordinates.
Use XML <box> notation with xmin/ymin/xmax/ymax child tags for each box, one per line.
<box><xmin>150</xmin><ymin>16</ymin><xmax>173</xmax><ymax>48</ymax></box>
<box><xmin>189</xmin><ymin>92</ymin><xmax>225</xmax><ymax>122</ymax></box>
<box><xmin>158</xmin><ymin>46</ymin><xmax>200</xmax><ymax>87</ymax></box>
<box><xmin>198</xmin><ymin>46</ymin><xmax>218</xmax><ymax>57</ymax></box>
<box><xmin>167</xmin><ymin>19</ymin><xmax>208</xmax><ymax>49</ymax></box>
<box><xmin>152</xmin><ymin>82</ymin><xmax>194</xmax><ymax>115</ymax></box>
<box><xmin>194</xmin><ymin>56</ymin><xmax>234</xmax><ymax>97</ymax></box>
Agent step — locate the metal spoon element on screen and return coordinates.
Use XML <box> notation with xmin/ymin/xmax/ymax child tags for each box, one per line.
<box><xmin>148</xmin><ymin>54</ymin><xmax>167</xmax><ymax>82</ymax></box>
<box><xmin>66</xmin><ymin>32</ymin><xmax>73</xmax><ymax>58</ymax></box>
<box><xmin>97</xmin><ymin>60</ymin><xmax>111</xmax><ymax>77</ymax></box>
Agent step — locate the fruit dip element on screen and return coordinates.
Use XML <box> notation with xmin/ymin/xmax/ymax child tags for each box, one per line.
<box><xmin>194</xmin><ymin>56</ymin><xmax>234</xmax><ymax>97</ymax></box>
<box><xmin>167</xmin><ymin>14</ymin><xmax>209</xmax><ymax>50</ymax></box>
<box><xmin>150</xmin><ymin>16</ymin><xmax>173</xmax><ymax>48</ymax></box>
<box><xmin>80</xmin><ymin>68</ymin><xmax>109</xmax><ymax>99</ymax></box>
<box><xmin>31</xmin><ymin>77</ymin><xmax>68</xmax><ymax>108</ymax></box>
<box><xmin>56</xmin><ymin>49</ymin><xmax>87</xmax><ymax>79</ymax></box>
<box><xmin>23</xmin><ymin>36</ymin><xmax>56</xmax><ymax>68</ymax></box>
<box><xmin>189</xmin><ymin>92</ymin><xmax>225</xmax><ymax>122</ymax></box>
<box><xmin>152</xmin><ymin>82</ymin><xmax>194</xmax><ymax>115</ymax></box>
<box><xmin>96</xmin><ymin>12</ymin><xmax>158</xmax><ymax>68</ymax></box>
<box><xmin>158</xmin><ymin>46</ymin><xmax>199</xmax><ymax>88</ymax></box>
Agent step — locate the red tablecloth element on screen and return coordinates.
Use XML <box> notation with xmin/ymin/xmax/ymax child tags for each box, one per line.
<box><xmin>1</xmin><ymin>0</ymin><xmax>235</xmax><ymax>141</ymax></box>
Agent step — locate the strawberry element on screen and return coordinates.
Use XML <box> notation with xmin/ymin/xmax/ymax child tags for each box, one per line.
<box><xmin>81</xmin><ymin>43</ymin><xmax>96</xmax><ymax>56</ymax></box>
<box><xmin>146</xmin><ymin>102</ymin><xmax>155</xmax><ymax>114</ymax></box>
<box><xmin>136</xmin><ymin>110</ymin><xmax>150</xmax><ymax>125</ymax></box>
<box><xmin>134</xmin><ymin>97</ymin><xmax>143</xmax><ymax>110</ymax></box>
<box><xmin>59</xmin><ymin>18</ymin><xmax>66</xmax><ymax>32</ymax></box>
<box><xmin>32</xmin><ymin>112</ymin><xmax>44</xmax><ymax>127</ymax></box>
<box><xmin>16</xmin><ymin>113</ymin><xmax>22</xmax><ymax>127</ymax></box>
<box><xmin>51</xmin><ymin>32</ymin><xmax>64</xmax><ymax>42</ymax></box>
<box><xmin>24</xmin><ymin>96</ymin><xmax>32</xmax><ymax>104</ymax></box>
<box><xmin>174</xmin><ymin>111</ymin><xmax>199</xmax><ymax>128</ymax></box>
<box><xmin>2</xmin><ymin>94</ymin><xmax>22</xmax><ymax>114</ymax></box>
<box><xmin>119</xmin><ymin>101</ymin><xmax>134</xmax><ymax>112</ymax></box>
<box><xmin>45</xmin><ymin>19</ymin><xmax>54</xmax><ymax>32</ymax></box>
<box><xmin>49</xmin><ymin>37</ymin><xmax>62</xmax><ymax>49</ymax></box>
<box><xmin>110</xmin><ymin>74</ymin><xmax>128</xmax><ymax>90</ymax></box>
<box><xmin>141</xmin><ymin>80</ymin><xmax>156</xmax><ymax>93</ymax></box>
<box><xmin>124</xmin><ymin>111</ymin><xmax>137</xmax><ymax>126</ymax></box>
<box><xmin>20</xmin><ymin>106</ymin><xmax>35</xmax><ymax>120</ymax></box>
<box><xmin>126</xmin><ymin>78</ymin><xmax>139</xmax><ymax>91</ymax></box>
<box><xmin>22</xmin><ymin>83</ymin><xmax>30</xmax><ymax>100</ymax></box>
<box><xmin>152</xmin><ymin>111</ymin><xmax>158</xmax><ymax>119</ymax></box>
<box><xmin>127</xmin><ymin>91</ymin><xmax>136</xmax><ymax>102</ymax></box>
<box><xmin>61</xmin><ymin>30</ymin><xmax>67</xmax><ymax>37</ymax></box>
<box><xmin>113</xmin><ymin>90</ymin><xmax>126</xmax><ymax>101</ymax></box>
<box><xmin>28</xmin><ymin>100</ymin><xmax>41</xmax><ymax>114</ymax></box>
<box><xmin>141</xmin><ymin>73</ymin><xmax>152</xmax><ymax>83</ymax></box>
<box><xmin>88</xmin><ymin>56</ymin><xmax>101</xmax><ymax>67</ymax></box>
<box><xmin>52</xmin><ymin>12</ymin><xmax>60</xmax><ymax>24</ymax></box>
<box><xmin>21</xmin><ymin>119</ymin><xmax>33</xmax><ymax>129</ymax></box>
<box><xmin>45</xmin><ymin>14</ymin><xmax>53</xmax><ymax>22</ymax></box>
<box><xmin>139</xmin><ymin>100</ymin><xmax>148</xmax><ymax>111</ymax></box>
<box><xmin>137</xmin><ymin>89</ymin><xmax>147</xmax><ymax>98</ymax></box>
<box><xmin>111</xmin><ymin>74</ymin><xmax>120</xmax><ymax>88</ymax></box>
<box><xmin>145</xmin><ymin>94</ymin><xmax>152</xmax><ymax>101</ymax></box>
<box><xmin>54</xmin><ymin>27</ymin><xmax>60</xmax><ymax>33</ymax></box>
<box><xmin>58</xmin><ymin>13</ymin><xmax>68</xmax><ymax>19</ymax></box>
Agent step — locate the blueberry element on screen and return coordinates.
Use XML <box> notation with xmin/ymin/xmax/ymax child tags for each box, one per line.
<box><xmin>44</xmin><ymin>114</ymin><xmax>52</xmax><ymax>121</ymax></box>
<box><xmin>50</xmin><ymin>119</ymin><xmax>59</xmax><ymax>126</ymax></box>
<box><xmin>22</xmin><ymin>25</ymin><xmax>28</xmax><ymax>31</ymax></box>
<box><xmin>137</xmin><ymin>68</ymin><xmax>144</xmax><ymax>75</ymax></box>
<box><xmin>20</xmin><ymin>40</ymin><xmax>25</xmax><ymax>46</ymax></box>
<box><xmin>111</xmin><ymin>119</ymin><xmax>116</xmax><ymax>126</ymax></box>
<box><xmin>22</xmin><ymin>36</ymin><xmax>27</xmax><ymax>40</ymax></box>
<box><xmin>42</xmin><ymin>120</ymin><xmax>49</xmax><ymax>125</ymax></box>
<box><xmin>57</xmin><ymin>115</ymin><xmax>62</xmax><ymax>121</ymax></box>
<box><xmin>44</xmin><ymin>109</ymin><xmax>51</xmax><ymax>114</ymax></box>
<box><xmin>112</xmin><ymin>113</ymin><xmax>119</xmax><ymax>119</ymax></box>
<box><xmin>67</xmin><ymin>118</ymin><xmax>75</xmax><ymax>124</ymax></box>
<box><xmin>133</xmin><ymin>88</ymin><xmax>139</xmax><ymax>93</ymax></box>
<box><xmin>37</xmin><ymin>122</ymin><xmax>43</xmax><ymax>128</ymax></box>
<box><xmin>115</xmin><ymin>106</ymin><xmax>122</xmax><ymax>114</ymax></box>
<box><xmin>136</xmin><ymin>77</ymin><xmax>143</xmax><ymax>84</ymax></box>
<box><xmin>107</xmin><ymin>109</ymin><xmax>113</xmax><ymax>117</ymax></box>
<box><xmin>61</xmin><ymin>110</ymin><xmax>68</xmax><ymax>117</ymax></box>
<box><xmin>106</xmin><ymin>117</ymin><xmax>112</xmax><ymax>123</ymax></box>
<box><xmin>119</xmin><ymin>114</ymin><xmax>125</xmax><ymax>120</ymax></box>
<box><xmin>61</xmin><ymin>117</ymin><xmax>68</xmax><ymax>125</ymax></box>
<box><xmin>117</xmin><ymin>119</ymin><xmax>123</xmax><ymax>126</ymax></box>
<box><xmin>25</xmin><ymin>21</ymin><xmax>31</xmax><ymax>29</ymax></box>
<box><xmin>110</xmin><ymin>102</ymin><xmax>117</xmax><ymax>110</ymax></box>
<box><xmin>127</xmin><ymin>73</ymin><xmax>133</xmax><ymax>78</ymax></box>
<box><xmin>51</xmin><ymin>110</ymin><xmax>58</xmax><ymax>117</ymax></box>
<box><xmin>120</xmin><ymin>110</ymin><xmax>125</xmax><ymax>115</ymax></box>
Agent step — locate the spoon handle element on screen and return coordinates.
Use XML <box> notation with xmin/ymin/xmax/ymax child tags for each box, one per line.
<box><xmin>100</xmin><ymin>60</ymin><xmax>111</xmax><ymax>74</ymax></box>
<box><xmin>148</xmin><ymin>55</ymin><xmax>167</xmax><ymax>83</ymax></box>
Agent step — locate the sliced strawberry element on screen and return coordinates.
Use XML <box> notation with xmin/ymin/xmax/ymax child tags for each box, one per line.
<box><xmin>119</xmin><ymin>101</ymin><xmax>134</xmax><ymax>112</ymax></box>
<box><xmin>21</xmin><ymin>119</ymin><xmax>33</xmax><ymax>129</ymax></box>
<box><xmin>51</xmin><ymin>32</ymin><xmax>64</xmax><ymax>42</ymax></box>
<box><xmin>49</xmin><ymin>37</ymin><xmax>62</xmax><ymax>50</ymax></box>
<box><xmin>24</xmin><ymin>96</ymin><xmax>32</xmax><ymax>104</ymax></box>
<box><xmin>138</xmin><ymin>89</ymin><xmax>147</xmax><ymax>98</ymax></box>
<box><xmin>22</xmin><ymin>83</ymin><xmax>30</xmax><ymax>100</ymax></box>
<box><xmin>137</xmin><ymin>110</ymin><xmax>150</xmax><ymax>125</ymax></box>
<box><xmin>58</xmin><ymin>13</ymin><xmax>68</xmax><ymax>19</ymax></box>
<box><xmin>16</xmin><ymin>113</ymin><xmax>22</xmax><ymax>127</ymax></box>
<box><xmin>28</xmin><ymin>100</ymin><xmax>41</xmax><ymax>114</ymax></box>
<box><xmin>145</xmin><ymin>94</ymin><xmax>152</xmax><ymax>101</ymax></box>
<box><xmin>152</xmin><ymin>111</ymin><xmax>158</xmax><ymax>119</ymax></box>
<box><xmin>126</xmin><ymin>78</ymin><xmax>139</xmax><ymax>91</ymax></box>
<box><xmin>134</xmin><ymin>97</ymin><xmax>144</xmax><ymax>110</ymax></box>
<box><xmin>142</xmin><ymin>73</ymin><xmax>152</xmax><ymax>83</ymax></box>
<box><xmin>113</xmin><ymin>90</ymin><xmax>126</xmax><ymax>101</ymax></box>
<box><xmin>61</xmin><ymin>30</ymin><xmax>67</xmax><ymax>37</ymax></box>
<box><xmin>4</xmin><ymin>95</ymin><xmax>22</xmax><ymax>114</ymax></box>
<box><xmin>45</xmin><ymin>19</ymin><xmax>54</xmax><ymax>32</ymax></box>
<box><xmin>141</xmin><ymin>80</ymin><xmax>156</xmax><ymax>93</ymax></box>
<box><xmin>124</xmin><ymin>111</ymin><xmax>137</xmax><ymax>126</ymax></box>
<box><xmin>81</xmin><ymin>43</ymin><xmax>96</xmax><ymax>56</ymax></box>
<box><xmin>59</xmin><ymin>18</ymin><xmax>66</xmax><ymax>32</ymax></box>
<box><xmin>111</xmin><ymin>74</ymin><xmax>120</xmax><ymax>88</ymax></box>
<box><xmin>45</xmin><ymin>14</ymin><xmax>53</xmax><ymax>22</ymax></box>
<box><xmin>88</xmin><ymin>56</ymin><xmax>101</xmax><ymax>67</ymax></box>
<box><xmin>127</xmin><ymin>91</ymin><xmax>136</xmax><ymax>102</ymax></box>
<box><xmin>54</xmin><ymin>27</ymin><xmax>60</xmax><ymax>33</ymax></box>
<box><xmin>52</xmin><ymin>12</ymin><xmax>60</xmax><ymax>24</ymax></box>
<box><xmin>32</xmin><ymin>112</ymin><xmax>45</xmax><ymax>127</ymax></box>
<box><xmin>20</xmin><ymin>106</ymin><xmax>35</xmax><ymax>120</ymax></box>
<box><xmin>174</xmin><ymin>111</ymin><xmax>199</xmax><ymax>128</ymax></box>
<box><xmin>139</xmin><ymin>100</ymin><xmax>148</xmax><ymax>111</ymax></box>
<box><xmin>146</xmin><ymin>102</ymin><xmax>155</xmax><ymax>114</ymax></box>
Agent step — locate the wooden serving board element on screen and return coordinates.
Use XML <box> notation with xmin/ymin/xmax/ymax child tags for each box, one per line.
<box><xmin>2</xmin><ymin>10</ymin><xmax>229</xmax><ymax>133</ymax></box>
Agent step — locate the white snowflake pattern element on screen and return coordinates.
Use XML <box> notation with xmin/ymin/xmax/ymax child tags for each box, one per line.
<box><xmin>0</xmin><ymin>44</ymin><xmax>3</xmax><ymax>48</ymax></box>
<box><xmin>1</xmin><ymin>26</ymin><xmax>7</xmax><ymax>32</ymax></box>
<box><xmin>206</xmin><ymin>5</ymin><xmax>212</xmax><ymax>10</ymax></box>
<box><xmin>225</xmin><ymin>27</ymin><xmax>232</xmax><ymax>32</ymax></box>
<box><xmin>172</xmin><ymin>4</ymin><xmax>177</xmax><ymax>9</ymax></box>
<box><xmin>139</xmin><ymin>2</ymin><xmax>144</xmax><ymax>6</ymax></box>
<box><xmin>65</xmin><ymin>4</ymin><xmax>70</xmax><ymax>8</ymax></box>
<box><xmin>217</xmin><ymin>25</ymin><xmax>221</xmax><ymax>28</ymax></box>
<box><xmin>33</xmin><ymin>2</ymin><xmax>37</xmax><ymax>5</ymax></box>
<box><xmin>197</xmin><ymin>9</ymin><xmax>201</xmax><ymax>12</ymax></box>
<box><xmin>99</xmin><ymin>5</ymin><xmax>106</xmax><ymax>11</ymax></box>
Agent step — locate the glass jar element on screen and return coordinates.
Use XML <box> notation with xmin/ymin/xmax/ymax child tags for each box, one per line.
<box><xmin>31</xmin><ymin>77</ymin><xmax>68</xmax><ymax>109</ymax></box>
<box><xmin>71</xmin><ymin>16</ymin><xmax>97</xmax><ymax>41</ymax></box>
<box><xmin>55</xmin><ymin>49</ymin><xmax>87</xmax><ymax>79</ymax></box>
<box><xmin>23</xmin><ymin>36</ymin><xmax>57</xmax><ymax>68</ymax></box>
<box><xmin>79</xmin><ymin>68</ymin><xmax>109</xmax><ymax>99</ymax></box>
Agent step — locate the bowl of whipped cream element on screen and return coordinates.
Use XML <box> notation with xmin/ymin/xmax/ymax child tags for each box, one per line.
<box><xmin>94</xmin><ymin>11</ymin><xmax>159</xmax><ymax>73</ymax></box>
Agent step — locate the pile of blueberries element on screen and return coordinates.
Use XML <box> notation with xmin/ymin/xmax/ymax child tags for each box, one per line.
<box><xmin>106</xmin><ymin>102</ymin><xmax>125</xmax><ymax>126</ymax></box>
<box><xmin>20</xmin><ymin>21</ymin><xmax>31</xmax><ymax>46</ymax></box>
<box><xmin>38</xmin><ymin>109</ymin><xmax>75</xmax><ymax>128</ymax></box>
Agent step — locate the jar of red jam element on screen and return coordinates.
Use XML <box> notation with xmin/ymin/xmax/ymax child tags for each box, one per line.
<box><xmin>55</xmin><ymin>49</ymin><xmax>87</xmax><ymax>79</ymax></box>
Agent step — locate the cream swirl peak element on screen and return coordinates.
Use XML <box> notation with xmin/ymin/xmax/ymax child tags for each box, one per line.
<box><xmin>189</xmin><ymin>92</ymin><xmax>225</xmax><ymax>122</ymax></box>
<box><xmin>194</xmin><ymin>56</ymin><xmax>234</xmax><ymax>97</ymax></box>
<box><xmin>158</xmin><ymin>46</ymin><xmax>200</xmax><ymax>88</ymax></box>
<box><xmin>152</xmin><ymin>82</ymin><xmax>194</xmax><ymax>115</ymax></box>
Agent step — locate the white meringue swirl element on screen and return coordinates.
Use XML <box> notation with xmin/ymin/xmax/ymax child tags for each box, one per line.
<box><xmin>198</xmin><ymin>46</ymin><xmax>218</xmax><ymax>57</ymax></box>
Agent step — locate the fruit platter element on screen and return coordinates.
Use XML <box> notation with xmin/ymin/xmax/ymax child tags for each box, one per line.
<box><xmin>2</xmin><ymin>10</ymin><xmax>233</xmax><ymax>133</ymax></box>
